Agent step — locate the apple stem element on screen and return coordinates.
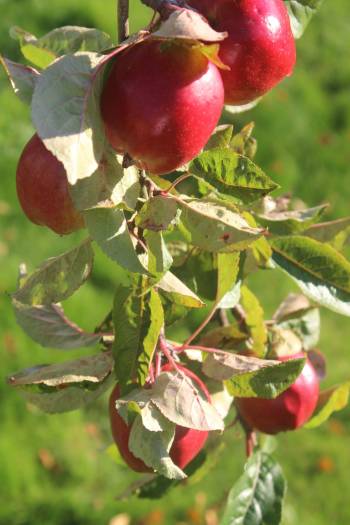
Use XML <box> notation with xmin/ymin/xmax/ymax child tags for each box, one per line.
<box><xmin>232</xmin><ymin>304</ymin><xmax>248</xmax><ymax>332</ymax></box>
<box><xmin>245</xmin><ymin>430</ymin><xmax>257</xmax><ymax>458</ymax></box>
<box><xmin>117</xmin><ymin>0</ymin><xmax>130</xmax><ymax>43</ymax></box>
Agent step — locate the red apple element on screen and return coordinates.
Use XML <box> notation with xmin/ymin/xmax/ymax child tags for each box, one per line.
<box><xmin>235</xmin><ymin>353</ymin><xmax>319</xmax><ymax>434</ymax></box>
<box><xmin>188</xmin><ymin>0</ymin><xmax>296</xmax><ymax>105</ymax></box>
<box><xmin>100</xmin><ymin>39</ymin><xmax>224</xmax><ymax>175</ymax></box>
<box><xmin>16</xmin><ymin>134</ymin><xmax>84</xmax><ymax>235</ymax></box>
<box><xmin>109</xmin><ymin>364</ymin><xmax>210</xmax><ymax>473</ymax></box>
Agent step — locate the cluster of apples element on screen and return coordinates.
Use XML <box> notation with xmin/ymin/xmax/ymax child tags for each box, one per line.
<box><xmin>16</xmin><ymin>0</ymin><xmax>295</xmax><ymax>234</ymax></box>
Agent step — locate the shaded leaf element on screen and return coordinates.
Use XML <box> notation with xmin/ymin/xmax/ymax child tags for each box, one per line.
<box><xmin>136</xmin><ymin>195</ymin><xmax>179</xmax><ymax>231</ymax></box>
<box><xmin>271</xmin><ymin>236</ymin><xmax>350</xmax><ymax>316</ymax></box>
<box><xmin>275</xmin><ymin>297</ymin><xmax>320</xmax><ymax>351</ymax></box>
<box><xmin>284</xmin><ymin>0</ymin><xmax>324</xmax><ymax>39</ymax></box>
<box><xmin>305</xmin><ymin>383</ymin><xmax>350</xmax><ymax>429</ymax></box>
<box><xmin>220</xmin><ymin>451</ymin><xmax>285</xmax><ymax>525</ymax></box>
<box><xmin>240</xmin><ymin>285</ymin><xmax>267</xmax><ymax>357</ymax></box>
<box><xmin>152</xmin><ymin>9</ymin><xmax>227</xmax><ymax>42</ymax></box>
<box><xmin>13</xmin><ymin>240</ymin><xmax>93</xmax><ymax>306</ymax></box>
<box><xmin>146</xmin><ymin>231</ymin><xmax>173</xmax><ymax>275</ymax></box>
<box><xmin>12</xmin><ymin>299</ymin><xmax>101</xmax><ymax>349</ymax></box>
<box><xmin>190</xmin><ymin>149</ymin><xmax>278</xmax><ymax>203</ymax></box>
<box><xmin>180</xmin><ymin>198</ymin><xmax>263</xmax><ymax>252</ymax></box>
<box><xmin>198</xmin><ymin>325</ymin><xmax>248</xmax><ymax>350</ymax></box>
<box><xmin>304</xmin><ymin>217</ymin><xmax>350</xmax><ymax>246</ymax></box>
<box><xmin>32</xmin><ymin>52</ymin><xmax>106</xmax><ymax>184</ymax></box>
<box><xmin>269</xmin><ymin>327</ymin><xmax>303</xmax><ymax>358</ymax></box>
<box><xmin>85</xmin><ymin>207</ymin><xmax>149</xmax><ymax>274</ymax></box>
<box><xmin>257</xmin><ymin>204</ymin><xmax>328</xmax><ymax>235</ymax></box>
<box><xmin>0</xmin><ymin>56</ymin><xmax>39</xmax><ymax>103</ymax></box>
<box><xmin>202</xmin><ymin>352</ymin><xmax>305</xmax><ymax>398</ymax></box>
<box><xmin>157</xmin><ymin>272</ymin><xmax>205</xmax><ymax>308</ymax></box>
<box><xmin>273</xmin><ymin>293</ymin><xmax>311</xmax><ymax>322</ymax></box>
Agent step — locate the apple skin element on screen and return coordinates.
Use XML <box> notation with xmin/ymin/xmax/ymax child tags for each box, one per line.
<box><xmin>188</xmin><ymin>0</ymin><xmax>296</xmax><ymax>105</ymax></box>
<box><xmin>16</xmin><ymin>134</ymin><xmax>84</xmax><ymax>235</ymax></box>
<box><xmin>235</xmin><ymin>353</ymin><xmax>319</xmax><ymax>434</ymax></box>
<box><xmin>109</xmin><ymin>364</ymin><xmax>210</xmax><ymax>473</ymax></box>
<box><xmin>100</xmin><ymin>40</ymin><xmax>224</xmax><ymax>175</ymax></box>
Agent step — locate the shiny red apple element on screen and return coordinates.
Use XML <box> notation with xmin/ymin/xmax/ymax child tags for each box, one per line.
<box><xmin>188</xmin><ymin>0</ymin><xmax>296</xmax><ymax>105</ymax></box>
<box><xmin>109</xmin><ymin>364</ymin><xmax>210</xmax><ymax>473</ymax></box>
<box><xmin>235</xmin><ymin>353</ymin><xmax>319</xmax><ymax>434</ymax></box>
<box><xmin>16</xmin><ymin>134</ymin><xmax>84</xmax><ymax>235</ymax></box>
<box><xmin>100</xmin><ymin>39</ymin><xmax>224</xmax><ymax>175</ymax></box>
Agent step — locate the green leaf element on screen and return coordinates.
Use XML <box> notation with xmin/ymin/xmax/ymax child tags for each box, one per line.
<box><xmin>136</xmin><ymin>195</ymin><xmax>179</xmax><ymax>231</ymax></box>
<box><xmin>220</xmin><ymin>451</ymin><xmax>286</xmax><ymax>525</ymax></box>
<box><xmin>70</xmin><ymin>151</ymin><xmax>140</xmax><ymax>211</ymax></box>
<box><xmin>150</xmin><ymin>371</ymin><xmax>224</xmax><ymax>431</ymax></box>
<box><xmin>157</xmin><ymin>271</ymin><xmax>205</xmax><ymax>308</ymax></box>
<box><xmin>146</xmin><ymin>231</ymin><xmax>173</xmax><ymax>275</ymax></box>
<box><xmin>113</xmin><ymin>278</ymin><xmax>164</xmax><ymax>387</ymax></box>
<box><xmin>304</xmin><ymin>217</ymin><xmax>350</xmax><ymax>247</ymax></box>
<box><xmin>202</xmin><ymin>352</ymin><xmax>305</xmax><ymax>398</ymax></box>
<box><xmin>305</xmin><ymin>383</ymin><xmax>350</xmax><ymax>429</ymax></box>
<box><xmin>284</xmin><ymin>0</ymin><xmax>324</xmax><ymax>39</ymax></box>
<box><xmin>271</xmin><ymin>236</ymin><xmax>350</xmax><ymax>316</ymax></box>
<box><xmin>12</xmin><ymin>299</ymin><xmax>101</xmax><ymax>349</ymax></box>
<box><xmin>84</xmin><ymin>207</ymin><xmax>149</xmax><ymax>275</ymax></box>
<box><xmin>198</xmin><ymin>325</ymin><xmax>248</xmax><ymax>350</ymax></box>
<box><xmin>129</xmin><ymin>414</ymin><xmax>186</xmax><ymax>480</ymax></box>
<box><xmin>13</xmin><ymin>240</ymin><xmax>93</xmax><ymax>306</ymax></box>
<box><xmin>31</xmin><ymin>52</ymin><xmax>106</xmax><ymax>184</ymax></box>
<box><xmin>216</xmin><ymin>252</ymin><xmax>241</xmax><ymax>308</ymax></box>
<box><xmin>189</xmin><ymin>149</ymin><xmax>278</xmax><ymax>203</ymax></box>
<box><xmin>7</xmin><ymin>352</ymin><xmax>114</xmax><ymax>413</ymax></box>
<box><xmin>0</xmin><ymin>56</ymin><xmax>39</xmax><ymax>104</ymax></box>
<box><xmin>205</xmin><ymin>125</ymin><xmax>234</xmax><ymax>151</ymax></box>
<box><xmin>11</xmin><ymin>25</ymin><xmax>112</xmax><ymax>68</ymax></box>
<box><xmin>240</xmin><ymin>285</ymin><xmax>267</xmax><ymax>357</ymax></box>
<box><xmin>230</xmin><ymin>122</ymin><xmax>257</xmax><ymax>159</ymax></box>
<box><xmin>179</xmin><ymin>198</ymin><xmax>263</xmax><ymax>252</ymax></box>
<box><xmin>257</xmin><ymin>204</ymin><xmax>328</xmax><ymax>235</ymax></box>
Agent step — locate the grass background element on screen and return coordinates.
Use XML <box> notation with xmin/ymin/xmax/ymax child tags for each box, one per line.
<box><xmin>1</xmin><ymin>0</ymin><xmax>350</xmax><ymax>523</ymax></box>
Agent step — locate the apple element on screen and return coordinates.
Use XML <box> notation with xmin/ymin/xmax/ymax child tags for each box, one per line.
<box><xmin>109</xmin><ymin>364</ymin><xmax>210</xmax><ymax>473</ymax></box>
<box><xmin>100</xmin><ymin>39</ymin><xmax>224</xmax><ymax>175</ymax></box>
<box><xmin>235</xmin><ymin>353</ymin><xmax>319</xmax><ymax>434</ymax></box>
<box><xmin>188</xmin><ymin>0</ymin><xmax>296</xmax><ymax>105</ymax></box>
<box><xmin>16</xmin><ymin>134</ymin><xmax>84</xmax><ymax>235</ymax></box>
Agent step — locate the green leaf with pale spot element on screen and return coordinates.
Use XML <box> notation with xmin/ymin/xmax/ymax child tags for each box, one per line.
<box><xmin>136</xmin><ymin>195</ymin><xmax>179</xmax><ymax>231</ymax></box>
<box><xmin>271</xmin><ymin>236</ymin><xmax>350</xmax><ymax>316</ymax></box>
<box><xmin>189</xmin><ymin>149</ymin><xmax>278</xmax><ymax>203</ymax></box>
<box><xmin>220</xmin><ymin>451</ymin><xmax>286</xmax><ymax>525</ymax></box>
<box><xmin>13</xmin><ymin>240</ymin><xmax>93</xmax><ymax>306</ymax></box>
<box><xmin>85</xmin><ymin>207</ymin><xmax>149</xmax><ymax>275</ymax></box>
<box><xmin>240</xmin><ymin>285</ymin><xmax>267</xmax><ymax>357</ymax></box>
<box><xmin>284</xmin><ymin>0</ymin><xmax>324</xmax><ymax>39</ymax></box>
<box><xmin>157</xmin><ymin>271</ymin><xmax>205</xmax><ymax>308</ymax></box>
<box><xmin>202</xmin><ymin>352</ymin><xmax>305</xmax><ymax>398</ymax></box>
<box><xmin>113</xmin><ymin>277</ymin><xmax>164</xmax><ymax>387</ymax></box>
<box><xmin>305</xmin><ymin>383</ymin><xmax>350</xmax><ymax>429</ymax></box>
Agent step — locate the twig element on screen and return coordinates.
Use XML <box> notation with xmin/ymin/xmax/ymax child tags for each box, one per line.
<box><xmin>117</xmin><ymin>0</ymin><xmax>130</xmax><ymax>43</ymax></box>
<box><xmin>163</xmin><ymin>172</ymin><xmax>192</xmax><ymax>194</ymax></box>
<box><xmin>232</xmin><ymin>304</ymin><xmax>248</xmax><ymax>332</ymax></box>
<box><xmin>183</xmin><ymin>301</ymin><xmax>219</xmax><ymax>346</ymax></box>
<box><xmin>218</xmin><ymin>309</ymin><xmax>230</xmax><ymax>327</ymax></box>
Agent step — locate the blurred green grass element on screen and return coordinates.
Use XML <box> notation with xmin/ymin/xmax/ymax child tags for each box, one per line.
<box><xmin>1</xmin><ymin>0</ymin><xmax>350</xmax><ymax>524</ymax></box>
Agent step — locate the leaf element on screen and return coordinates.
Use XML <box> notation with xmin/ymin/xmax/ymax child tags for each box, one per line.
<box><xmin>7</xmin><ymin>352</ymin><xmax>114</xmax><ymax>413</ymax></box>
<box><xmin>31</xmin><ymin>52</ymin><xmax>106</xmax><ymax>184</ymax></box>
<box><xmin>150</xmin><ymin>371</ymin><xmax>224</xmax><ymax>431</ymax></box>
<box><xmin>13</xmin><ymin>240</ymin><xmax>93</xmax><ymax>306</ymax></box>
<box><xmin>113</xmin><ymin>278</ymin><xmax>164</xmax><ymax>387</ymax></box>
<box><xmin>230</xmin><ymin>122</ymin><xmax>257</xmax><ymax>158</ymax></box>
<box><xmin>305</xmin><ymin>383</ymin><xmax>350</xmax><ymax>429</ymax></box>
<box><xmin>274</xmin><ymin>295</ymin><xmax>320</xmax><ymax>350</ymax></box>
<box><xmin>284</xmin><ymin>0</ymin><xmax>324</xmax><ymax>39</ymax></box>
<box><xmin>0</xmin><ymin>56</ymin><xmax>39</xmax><ymax>103</ymax></box>
<box><xmin>271</xmin><ymin>236</ymin><xmax>350</xmax><ymax>316</ymax></box>
<box><xmin>205</xmin><ymin>125</ymin><xmax>234</xmax><ymax>151</ymax></box>
<box><xmin>70</xmin><ymin>152</ymin><xmax>140</xmax><ymax>211</ymax></box>
<box><xmin>157</xmin><ymin>272</ymin><xmax>205</xmax><ymax>308</ymax></box>
<box><xmin>136</xmin><ymin>196</ymin><xmax>179</xmax><ymax>231</ymax></box>
<box><xmin>11</xmin><ymin>25</ymin><xmax>112</xmax><ymax>68</ymax></box>
<box><xmin>202</xmin><ymin>352</ymin><xmax>305</xmax><ymax>398</ymax></box>
<box><xmin>179</xmin><ymin>198</ymin><xmax>263</xmax><ymax>252</ymax></box>
<box><xmin>146</xmin><ymin>231</ymin><xmax>173</xmax><ymax>275</ymax></box>
<box><xmin>216</xmin><ymin>252</ymin><xmax>241</xmax><ymax>308</ymax></box>
<box><xmin>84</xmin><ymin>207</ymin><xmax>149</xmax><ymax>275</ymax></box>
<box><xmin>224</xmin><ymin>97</ymin><xmax>262</xmax><ymax>115</ymax></box>
<box><xmin>190</xmin><ymin>149</ymin><xmax>278</xmax><ymax>203</ymax></box>
<box><xmin>269</xmin><ymin>327</ymin><xmax>303</xmax><ymax>358</ymax></box>
<box><xmin>240</xmin><ymin>285</ymin><xmax>267</xmax><ymax>357</ymax></box>
<box><xmin>220</xmin><ymin>451</ymin><xmax>286</xmax><ymax>525</ymax></box>
<box><xmin>198</xmin><ymin>325</ymin><xmax>248</xmax><ymax>350</ymax></box>
<box><xmin>129</xmin><ymin>414</ymin><xmax>186</xmax><ymax>480</ymax></box>
<box><xmin>273</xmin><ymin>293</ymin><xmax>311</xmax><ymax>322</ymax></box>
<box><xmin>256</xmin><ymin>204</ymin><xmax>328</xmax><ymax>235</ymax></box>
<box><xmin>152</xmin><ymin>9</ymin><xmax>227</xmax><ymax>42</ymax></box>
<box><xmin>304</xmin><ymin>217</ymin><xmax>350</xmax><ymax>246</ymax></box>
<box><xmin>12</xmin><ymin>299</ymin><xmax>101</xmax><ymax>349</ymax></box>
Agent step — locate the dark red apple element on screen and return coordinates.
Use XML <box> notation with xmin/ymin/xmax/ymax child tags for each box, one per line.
<box><xmin>188</xmin><ymin>0</ymin><xmax>296</xmax><ymax>105</ymax></box>
<box><xmin>235</xmin><ymin>353</ymin><xmax>319</xmax><ymax>434</ymax></box>
<box><xmin>100</xmin><ymin>39</ymin><xmax>224</xmax><ymax>175</ymax></box>
<box><xmin>16</xmin><ymin>134</ymin><xmax>84</xmax><ymax>235</ymax></box>
<box><xmin>109</xmin><ymin>364</ymin><xmax>210</xmax><ymax>473</ymax></box>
